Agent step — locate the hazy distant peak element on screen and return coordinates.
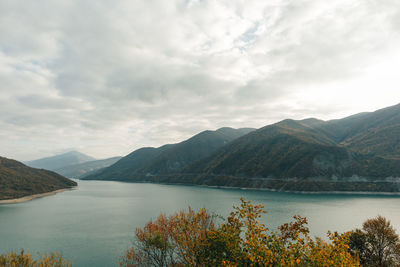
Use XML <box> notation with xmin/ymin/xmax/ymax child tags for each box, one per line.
<box><xmin>28</xmin><ymin>150</ymin><xmax>95</xmax><ymax>161</ymax></box>
<box><xmin>25</xmin><ymin>150</ymin><xmax>96</xmax><ymax>171</ymax></box>
<box><xmin>63</xmin><ymin>150</ymin><xmax>91</xmax><ymax>156</ymax></box>
<box><xmin>54</xmin><ymin>156</ymin><xmax>122</xmax><ymax>178</ymax></box>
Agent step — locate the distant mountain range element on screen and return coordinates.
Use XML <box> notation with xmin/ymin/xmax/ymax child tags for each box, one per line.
<box><xmin>25</xmin><ymin>151</ymin><xmax>121</xmax><ymax>178</ymax></box>
<box><xmin>54</xmin><ymin>156</ymin><xmax>122</xmax><ymax>178</ymax></box>
<box><xmin>0</xmin><ymin>157</ymin><xmax>77</xmax><ymax>200</ymax></box>
<box><xmin>25</xmin><ymin>151</ymin><xmax>95</xmax><ymax>170</ymax></box>
<box><xmin>83</xmin><ymin>103</ymin><xmax>400</xmax><ymax>193</ymax></box>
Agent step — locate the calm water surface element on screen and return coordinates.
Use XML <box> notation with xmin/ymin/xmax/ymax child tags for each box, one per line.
<box><xmin>1</xmin><ymin>180</ymin><xmax>400</xmax><ymax>266</ymax></box>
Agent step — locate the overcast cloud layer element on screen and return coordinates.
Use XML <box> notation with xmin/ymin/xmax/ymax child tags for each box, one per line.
<box><xmin>1</xmin><ymin>0</ymin><xmax>400</xmax><ymax>161</ymax></box>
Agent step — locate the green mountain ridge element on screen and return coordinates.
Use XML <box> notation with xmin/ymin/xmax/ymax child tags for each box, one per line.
<box><xmin>84</xmin><ymin>103</ymin><xmax>400</xmax><ymax>192</ymax></box>
<box><xmin>83</xmin><ymin>127</ymin><xmax>255</xmax><ymax>180</ymax></box>
<box><xmin>0</xmin><ymin>156</ymin><xmax>77</xmax><ymax>200</ymax></box>
<box><xmin>309</xmin><ymin>103</ymin><xmax>400</xmax><ymax>158</ymax></box>
<box><xmin>184</xmin><ymin>123</ymin><xmax>400</xmax><ymax>179</ymax></box>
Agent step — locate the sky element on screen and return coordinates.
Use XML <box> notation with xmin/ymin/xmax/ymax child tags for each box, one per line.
<box><xmin>1</xmin><ymin>0</ymin><xmax>400</xmax><ymax>161</ymax></box>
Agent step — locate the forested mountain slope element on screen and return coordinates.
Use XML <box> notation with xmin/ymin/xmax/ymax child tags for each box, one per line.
<box><xmin>0</xmin><ymin>156</ymin><xmax>77</xmax><ymax>200</ymax></box>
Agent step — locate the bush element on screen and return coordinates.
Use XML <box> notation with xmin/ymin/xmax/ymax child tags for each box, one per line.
<box><xmin>349</xmin><ymin>215</ymin><xmax>400</xmax><ymax>267</ymax></box>
<box><xmin>0</xmin><ymin>250</ymin><xmax>71</xmax><ymax>267</ymax></box>
<box><xmin>121</xmin><ymin>198</ymin><xmax>359</xmax><ymax>266</ymax></box>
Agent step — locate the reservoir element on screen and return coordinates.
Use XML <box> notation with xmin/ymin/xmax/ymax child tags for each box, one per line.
<box><xmin>1</xmin><ymin>180</ymin><xmax>400</xmax><ymax>266</ymax></box>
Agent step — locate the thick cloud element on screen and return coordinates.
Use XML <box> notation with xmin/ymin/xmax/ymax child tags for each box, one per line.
<box><xmin>1</xmin><ymin>0</ymin><xmax>400</xmax><ymax>160</ymax></box>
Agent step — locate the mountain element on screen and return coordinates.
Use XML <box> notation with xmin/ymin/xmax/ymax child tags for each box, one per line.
<box><xmin>0</xmin><ymin>156</ymin><xmax>77</xmax><ymax>200</ymax></box>
<box><xmin>83</xmin><ymin>127</ymin><xmax>255</xmax><ymax>180</ymax></box>
<box><xmin>25</xmin><ymin>151</ymin><xmax>95</xmax><ymax>171</ymax></box>
<box><xmin>307</xmin><ymin>103</ymin><xmax>400</xmax><ymax>159</ymax></box>
<box><xmin>54</xmin><ymin>157</ymin><xmax>122</xmax><ymax>178</ymax></box>
<box><xmin>183</xmin><ymin>120</ymin><xmax>400</xmax><ymax>177</ymax></box>
<box><xmin>83</xmin><ymin>146</ymin><xmax>172</xmax><ymax>180</ymax></box>
<box><xmin>83</xmin><ymin>103</ymin><xmax>400</xmax><ymax>192</ymax></box>
<box><xmin>176</xmin><ymin>104</ymin><xmax>400</xmax><ymax>192</ymax></box>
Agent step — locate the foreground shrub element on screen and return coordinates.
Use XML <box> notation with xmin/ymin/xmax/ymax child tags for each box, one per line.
<box><xmin>121</xmin><ymin>198</ymin><xmax>359</xmax><ymax>266</ymax></box>
<box><xmin>349</xmin><ymin>215</ymin><xmax>400</xmax><ymax>267</ymax></box>
<box><xmin>0</xmin><ymin>250</ymin><xmax>71</xmax><ymax>267</ymax></box>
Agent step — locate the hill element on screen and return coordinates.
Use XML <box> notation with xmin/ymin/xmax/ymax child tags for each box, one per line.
<box><xmin>83</xmin><ymin>103</ymin><xmax>400</xmax><ymax>192</ymax></box>
<box><xmin>54</xmin><ymin>157</ymin><xmax>122</xmax><ymax>178</ymax></box>
<box><xmin>175</xmin><ymin>104</ymin><xmax>400</xmax><ymax>192</ymax></box>
<box><xmin>83</xmin><ymin>127</ymin><xmax>255</xmax><ymax>180</ymax></box>
<box><xmin>25</xmin><ymin>151</ymin><xmax>95</xmax><ymax>171</ymax></box>
<box><xmin>0</xmin><ymin>156</ymin><xmax>77</xmax><ymax>200</ymax></box>
<box><xmin>305</xmin><ymin>103</ymin><xmax>400</xmax><ymax>159</ymax></box>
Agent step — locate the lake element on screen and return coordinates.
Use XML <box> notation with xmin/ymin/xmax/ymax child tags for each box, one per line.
<box><xmin>1</xmin><ymin>180</ymin><xmax>400</xmax><ymax>266</ymax></box>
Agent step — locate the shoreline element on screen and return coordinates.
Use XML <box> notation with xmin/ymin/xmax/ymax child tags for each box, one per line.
<box><xmin>201</xmin><ymin>184</ymin><xmax>400</xmax><ymax>196</ymax></box>
<box><xmin>0</xmin><ymin>187</ymin><xmax>77</xmax><ymax>204</ymax></box>
<box><xmin>88</xmin><ymin>179</ymin><xmax>400</xmax><ymax>196</ymax></box>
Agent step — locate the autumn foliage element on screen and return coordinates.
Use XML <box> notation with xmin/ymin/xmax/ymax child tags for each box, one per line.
<box><xmin>0</xmin><ymin>250</ymin><xmax>71</xmax><ymax>267</ymax></box>
<box><xmin>121</xmin><ymin>198</ymin><xmax>360</xmax><ymax>266</ymax></box>
<box><xmin>348</xmin><ymin>215</ymin><xmax>400</xmax><ymax>267</ymax></box>
<box><xmin>4</xmin><ymin>200</ymin><xmax>400</xmax><ymax>266</ymax></box>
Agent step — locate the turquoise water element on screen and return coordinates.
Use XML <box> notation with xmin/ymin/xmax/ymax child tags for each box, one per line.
<box><xmin>1</xmin><ymin>180</ymin><xmax>400</xmax><ymax>266</ymax></box>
